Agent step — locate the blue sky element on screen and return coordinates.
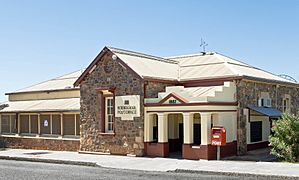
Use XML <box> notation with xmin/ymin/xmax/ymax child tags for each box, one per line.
<box><xmin>0</xmin><ymin>0</ymin><xmax>298</xmax><ymax>102</ymax></box>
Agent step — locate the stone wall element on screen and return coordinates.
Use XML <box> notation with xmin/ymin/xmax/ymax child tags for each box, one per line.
<box><xmin>1</xmin><ymin>137</ymin><xmax>79</xmax><ymax>151</ymax></box>
<box><xmin>0</xmin><ymin>136</ymin><xmax>4</xmax><ymax>148</ymax></box>
<box><xmin>236</xmin><ymin>79</ymin><xmax>299</xmax><ymax>154</ymax></box>
<box><xmin>80</xmin><ymin>51</ymin><xmax>145</xmax><ymax>156</ymax></box>
<box><xmin>145</xmin><ymin>81</ymin><xmax>176</xmax><ymax>98</ymax></box>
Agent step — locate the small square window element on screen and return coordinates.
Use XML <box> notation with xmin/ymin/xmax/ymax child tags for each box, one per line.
<box><xmin>124</xmin><ymin>100</ymin><xmax>130</xmax><ymax>105</ymax></box>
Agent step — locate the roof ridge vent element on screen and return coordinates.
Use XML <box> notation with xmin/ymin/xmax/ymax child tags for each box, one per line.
<box><xmin>201</xmin><ymin>51</ymin><xmax>214</xmax><ymax>55</ymax></box>
<box><xmin>64</xmin><ymin>86</ymin><xmax>72</xmax><ymax>89</ymax></box>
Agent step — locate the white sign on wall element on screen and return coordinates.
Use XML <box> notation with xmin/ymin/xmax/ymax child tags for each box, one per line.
<box><xmin>115</xmin><ymin>95</ymin><xmax>140</xmax><ymax>121</ymax></box>
<box><xmin>44</xmin><ymin>119</ymin><xmax>49</xmax><ymax>127</ymax></box>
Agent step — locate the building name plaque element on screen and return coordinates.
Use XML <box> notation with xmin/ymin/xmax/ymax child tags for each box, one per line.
<box><xmin>115</xmin><ymin>95</ymin><xmax>140</xmax><ymax>120</ymax></box>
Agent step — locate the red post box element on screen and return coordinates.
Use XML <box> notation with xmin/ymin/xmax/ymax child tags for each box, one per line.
<box><xmin>211</xmin><ymin>126</ymin><xmax>226</xmax><ymax>146</ymax></box>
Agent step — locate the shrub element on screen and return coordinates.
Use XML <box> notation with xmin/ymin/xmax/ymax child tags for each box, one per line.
<box><xmin>269</xmin><ymin>112</ymin><xmax>299</xmax><ymax>162</ymax></box>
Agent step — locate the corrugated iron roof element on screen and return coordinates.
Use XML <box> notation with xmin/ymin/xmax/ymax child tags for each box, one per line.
<box><xmin>8</xmin><ymin>69</ymin><xmax>84</xmax><ymax>94</ymax></box>
<box><xmin>108</xmin><ymin>47</ymin><xmax>297</xmax><ymax>84</ymax></box>
<box><xmin>0</xmin><ymin>98</ymin><xmax>80</xmax><ymax>113</ymax></box>
<box><xmin>169</xmin><ymin>52</ymin><xmax>296</xmax><ymax>83</ymax></box>
<box><xmin>75</xmin><ymin>47</ymin><xmax>298</xmax><ymax>86</ymax></box>
<box><xmin>108</xmin><ymin>47</ymin><xmax>179</xmax><ymax>80</ymax></box>
<box><xmin>248</xmin><ymin>106</ymin><xmax>282</xmax><ymax>117</ymax></box>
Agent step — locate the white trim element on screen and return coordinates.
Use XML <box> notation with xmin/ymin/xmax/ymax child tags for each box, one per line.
<box><xmin>0</xmin><ymin>134</ymin><xmax>79</xmax><ymax>141</ymax></box>
<box><xmin>50</xmin><ymin>114</ymin><xmax>53</xmax><ymax>135</ymax></box>
<box><xmin>17</xmin><ymin>114</ymin><xmax>20</xmax><ymax>134</ymax></box>
<box><xmin>0</xmin><ymin>114</ymin><xmax>2</xmax><ymax>134</ymax></box>
<box><xmin>10</xmin><ymin>115</ymin><xmax>13</xmax><ymax>134</ymax></box>
<box><xmin>105</xmin><ymin>97</ymin><xmax>114</xmax><ymax>133</ymax></box>
<box><xmin>37</xmin><ymin>114</ymin><xmax>41</xmax><ymax>136</ymax></box>
<box><xmin>74</xmin><ymin>114</ymin><xmax>77</xmax><ymax>136</ymax></box>
<box><xmin>60</xmin><ymin>113</ymin><xmax>63</xmax><ymax>136</ymax></box>
<box><xmin>29</xmin><ymin>115</ymin><xmax>31</xmax><ymax>134</ymax></box>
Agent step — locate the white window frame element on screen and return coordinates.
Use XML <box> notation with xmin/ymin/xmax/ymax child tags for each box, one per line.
<box><xmin>283</xmin><ymin>96</ymin><xmax>291</xmax><ymax>112</ymax></box>
<box><xmin>105</xmin><ymin>97</ymin><xmax>114</xmax><ymax>133</ymax></box>
<box><xmin>258</xmin><ymin>98</ymin><xmax>272</xmax><ymax>107</ymax></box>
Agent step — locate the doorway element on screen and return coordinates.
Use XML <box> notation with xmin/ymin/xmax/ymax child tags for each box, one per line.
<box><xmin>168</xmin><ymin>114</ymin><xmax>183</xmax><ymax>158</ymax></box>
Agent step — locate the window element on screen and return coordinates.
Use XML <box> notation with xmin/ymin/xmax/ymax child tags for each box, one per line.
<box><xmin>105</xmin><ymin>97</ymin><xmax>114</xmax><ymax>133</ymax></box>
<box><xmin>17</xmin><ymin>113</ymin><xmax>79</xmax><ymax>137</ymax></box>
<box><xmin>52</xmin><ymin>115</ymin><xmax>61</xmax><ymax>135</ymax></box>
<box><xmin>0</xmin><ymin>114</ymin><xmax>16</xmax><ymax>134</ymax></box>
<box><xmin>283</xmin><ymin>96</ymin><xmax>291</xmax><ymax>112</ymax></box>
<box><xmin>20</xmin><ymin>115</ymin><xmax>30</xmax><ymax>134</ymax></box>
<box><xmin>40</xmin><ymin>115</ymin><xmax>51</xmax><ymax>135</ymax></box>
<box><xmin>30</xmin><ymin>115</ymin><xmax>38</xmax><ymax>134</ymax></box>
<box><xmin>258</xmin><ymin>98</ymin><xmax>272</xmax><ymax>107</ymax></box>
<box><xmin>250</xmin><ymin>121</ymin><xmax>262</xmax><ymax>142</ymax></box>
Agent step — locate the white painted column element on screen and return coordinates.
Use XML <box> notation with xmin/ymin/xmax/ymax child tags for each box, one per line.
<box><xmin>74</xmin><ymin>114</ymin><xmax>77</xmax><ymax>136</ymax></box>
<box><xmin>9</xmin><ymin>115</ymin><xmax>12</xmax><ymax>133</ymax></box>
<box><xmin>17</xmin><ymin>114</ymin><xmax>21</xmax><ymax>135</ymax></box>
<box><xmin>37</xmin><ymin>114</ymin><xmax>41</xmax><ymax>137</ymax></box>
<box><xmin>201</xmin><ymin>112</ymin><xmax>212</xmax><ymax>145</ymax></box>
<box><xmin>144</xmin><ymin>113</ymin><xmax>154</xmax><ymax>142</ymax></box>
<box><xmin>60</xmin><ymin>113</ymin><xmax>63</xmax><ymax>137</ymax></box>
<box><xmin>0</xmin><ymin>114</ymin><xmax>2</xmax><ymax>134</ymax></box>
<box><xmin>29</xmin><ymin>115</ymin><xmax>31</xmax><ymax>134</ymax></box>
<box><xmin>183</xmin><ymin>113</ymin><xmax>194</xmax><ymax>144</ymax></box>
<box><xmin>50</xmin><ymin>114</ymin><xmax>53</xmax><ymax>135</ymax></box>
<box><xmin>157</xmin><ymin>113</ymin><xmax>168</xmax><ymax>143</ymax></box>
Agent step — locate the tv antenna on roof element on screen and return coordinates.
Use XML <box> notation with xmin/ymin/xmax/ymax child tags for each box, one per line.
<box><xmin>200</xmin><ymin>38</ymin><xmax>208</xmax><ymax>52</ymax></box>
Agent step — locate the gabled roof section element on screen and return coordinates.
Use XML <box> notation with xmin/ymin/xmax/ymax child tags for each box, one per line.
<box><xmin>108</xmin><ymin>47</ymin><xmax>179</xmax><ymax>81</ymax></box>
<box><xmin>7</xmin><ymin>69</ymin><xmax>84</xmax><ymax>95</ymax></box>
<box><xmin>74</xmin><ymin>47</ymin><xmax>180</xmax><ymax>86</ymax></box>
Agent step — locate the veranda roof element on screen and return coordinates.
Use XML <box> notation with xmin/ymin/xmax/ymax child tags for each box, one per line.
<box><xmin>0</xmin><ymin>98</ymin><xmax>80</xmax><ymax>113</ymax></box>
<box><xmin>248</xmin><ymin>106</ymin><xmax>282</xmax><ymax>118</ymax></box>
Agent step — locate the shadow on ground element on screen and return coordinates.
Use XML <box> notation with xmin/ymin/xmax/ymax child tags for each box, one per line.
<box><xmin>223</xmin><ymin>148</ymin><xmax>277</xmax><ymax>162</ymax></box>
<box><xmin>23</xmin><ymin>152</ymin><xmax>52</xmax><ymax>156</ymax></box>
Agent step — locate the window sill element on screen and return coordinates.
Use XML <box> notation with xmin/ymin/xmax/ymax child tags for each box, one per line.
<box><xmin>99</xmin><ymin>132</ymin><xmax>115</xmax><ymax>136</ymax></box>
<box><xmin>0</xmin><ymin>134</ymin><xmax>80</xmax><ymax>141</ymax></box>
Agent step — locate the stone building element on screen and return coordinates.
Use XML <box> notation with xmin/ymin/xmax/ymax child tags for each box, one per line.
<box><xmin>74</xmin><ymin>47</ymin><xmax>299</xmax><ymax>160</ymax></box>
<box><xmin>0</xmin><ymin>70</ymin><xmax>83</xmax><ymax>151</ymax></box>
<box><xmin>1</xmin><ymin>46</ymin><xmax>298</xmax><ymax>160</ymax></box>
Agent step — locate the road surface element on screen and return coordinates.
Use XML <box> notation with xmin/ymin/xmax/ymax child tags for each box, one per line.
<box><xmin>0</xmin><ymin>160</ymin><xmax>283</xmax><ymax>180</ymax></box>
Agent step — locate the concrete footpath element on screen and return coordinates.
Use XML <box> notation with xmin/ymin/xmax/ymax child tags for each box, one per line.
<box><xmin>0</xmin><ymin>149</ymin><xmax>298</xmax><ymax>179</ymax></box>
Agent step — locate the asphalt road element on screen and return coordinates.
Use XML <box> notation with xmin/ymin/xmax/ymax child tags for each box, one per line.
<box><xmin>0</xmin><ymin>160</ymin><xmax>286</xmax><ymax>180</ymax></box>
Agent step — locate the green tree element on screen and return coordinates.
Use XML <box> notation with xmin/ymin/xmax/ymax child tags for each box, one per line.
<box><xmin>269</xmin><ymin>112</ymin><xmax>299</xmax><ymax>162</ymax></box>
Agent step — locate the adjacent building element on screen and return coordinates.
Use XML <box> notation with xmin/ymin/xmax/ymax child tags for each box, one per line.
<box><xmin>0</xmin><ymin>70</ymin><xmax>83</xmax><ymax>150</ymax></box>
<box><xmin>1</xmin><ymin>46</ymin><xmax>298</xmax><ymax>160</ymax></box>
